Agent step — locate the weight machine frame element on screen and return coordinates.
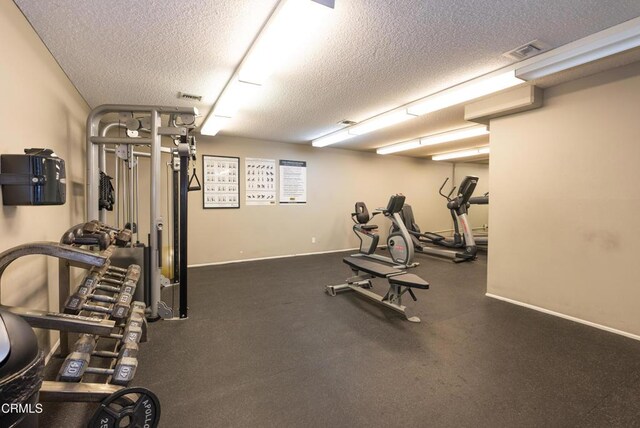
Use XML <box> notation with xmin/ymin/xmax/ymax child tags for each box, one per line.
<box><xmin>86</xmin><ymin>105</ymin><xmax>197</xmax><ymax>319</ymax></box>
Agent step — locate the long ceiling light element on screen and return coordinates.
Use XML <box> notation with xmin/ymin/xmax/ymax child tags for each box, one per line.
<box><xmin>432</xmin><ymin>146</ymin><xmax>490</xmax><ymax>161</ymax></box>
<box><xmin>406</xmin><ymin>70</ymin><xmax>523</xmax><ymax>116</ymax></box>
<box><xmin>347</xmin><ymin>110</ymin><xmax>417</xmax><ymax>135</ymax></box>
<box><xmin>312</xmin><ymin>69</ymin><xmax>523</xmax><ymax>147</ymax></box>
<box><xmin>376</xmin><ymin>125</ymin><xmax>489</xmax><ymax>155</ymax></box>
<box><xmin>311</xmin><ymin>129</ymin><xmax>355</xmax><ymax>148</ymax></box>
<box><xmin>516</xmin><ymin>16</ymin><xmax>640</xmax><ymax>80</ymax></box>
<box><xmin>311</xmin><ymin>18</ymin><xmax>640</xmax><ymax>149</ymax></box>
<box><xmin>201</xmin><ymin>0</ymin><xmax>333</xmax><ymax>136</ymax></box>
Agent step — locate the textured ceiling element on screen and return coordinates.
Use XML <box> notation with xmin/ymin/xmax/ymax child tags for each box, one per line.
<box><xmin>14</xmin><ymin>0</ymin><xmax>640</xmax><ymax>158</ymax></box>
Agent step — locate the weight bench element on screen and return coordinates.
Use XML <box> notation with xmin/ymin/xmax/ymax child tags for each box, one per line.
<box><xmin>326</xmin><ymin>256</ymin><xmax>429</xmax><ymax>322</ymax></box>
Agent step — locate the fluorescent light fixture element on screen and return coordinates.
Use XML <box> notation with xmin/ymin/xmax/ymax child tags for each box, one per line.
<box><xmin>212</xmin><ymin>79</ymin><xmax>261</xmax><ymax>119</ymax></box>
<box><xmin>407</xmin><ymin>71</ymin><xmax>524</xmax><ymax>116</ymax></box>
<box><xmin>348</xmin><ymin>110</ymin><xmax>417</xmax><ymax>136</ymax></box>
<box><xmin>421</xmin><ymin>124</ymin><xmax>488</xmax><ymax>145</ymax></box>
<box><xmin>432</xmin><ymin>146</ymin><xmax>490</xmax><ymax>161</ymax></box>
<box><xmin>201</xmin><ymin>0</ymin><xmax>333</xmax><ymax>136</ymax></box>
<box><xmin>312</xmin><ymin>129</ymin><xmax>355</xmax><ymax>147</ymax></box>
<box><xmin>376</xmin><ymin>125</ymin><xmax>489</xmax><ymax>155</ymax></box>
<box><xmin>200</xmin><ymin>116</ymin><xmax>231</xmax><ymax>136</ymax></box>
<box><xmin>376</xmin><ymin>139</ymin><xmax>421</xmax><ymax>155</ymax></box>
<box><xmin>240</xmin><ymin>0</ymin><xmax>330</xmax><ymax>85</ymax></box>
<box><xmin>516</xmin><ymin>17</ymin><xmax>640</xmax><ymax>80</ymax></box>
<box><xmin>312</xmin><ymin>70</ymin><xmax>521</xmax><ymax>148</ymax></box>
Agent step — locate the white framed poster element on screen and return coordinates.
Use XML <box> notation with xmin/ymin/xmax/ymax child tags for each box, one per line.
<box><xmin>202</xmin><ymin>155</ymin><xmax>240</xmax><ymax>209</ymax></box>
<box><xmin>246</xmin><ymin>158</ymin><xmax>276</xmax><ymax>205</ymax></box>
<box><xmin>279</xmin><ymin>160</ymin><xmax>307</xmax><ymax>204</ymax></box>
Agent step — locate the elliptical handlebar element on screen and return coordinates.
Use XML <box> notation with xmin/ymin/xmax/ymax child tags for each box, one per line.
<box><xmin>438</xmin><ymin>178</ymin><xmax>456</xmax><ymax>202</ymax></box>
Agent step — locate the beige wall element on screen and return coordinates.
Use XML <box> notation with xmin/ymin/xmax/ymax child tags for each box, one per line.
<box><xmin>0</xmin><ymin>2</ymin><xmax>89</xmax><ymax>350</ymax></box>
<box><xmin>186</xmin><ymin>136</ymin><xmax>461</xmax><ymax>265</ymax></box>
<box><xmin>103</xmin><ymin>134</ymin><xmax>489</xmax><ymax>267</ymax></box>
<box><xmin>488</xmin><ymin>61</ymin><xmax>640</xmax><ymax>337</ymax></box>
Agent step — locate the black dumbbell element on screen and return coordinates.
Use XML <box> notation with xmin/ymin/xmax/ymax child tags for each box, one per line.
<box><xmin>58</xmin><ymin>352</ymin><xmax>138</xmax><ymax>385</ymax></box>
<box><xmin>112</xmin><ymin>324</ymin><xmax>143</xmax><ymax>345</ymax></box>
<box><xmin>73</xmin><ymin>313</ymin><xmax>144</xmax><ymax>352</ymax></box>
<box><xmin>64</xmin><ymin>283</ymin><xmax>136</xmax><ymax>320</ymax></box>
<box><xmin>73</xmin><ymin>334</ymin><xmax>139</xmax><ymax>359</ymax></box>
<box><xmin>92</xmin><ymin>264</ymin><xmax>141</xmax><ymax>283</ymax></box>
<box><xmin>61</xmin><ymin>228</ymin><xmax>112</xmax><ymax>250</ymax></box>
<box><xmin>85</xmin><ymin>221</ymin><xmax>132</xmax><ymax>246</ymax></box>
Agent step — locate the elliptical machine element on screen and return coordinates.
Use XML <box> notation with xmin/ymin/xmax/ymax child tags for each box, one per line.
<box><xmin>468</xmin><ymin>192</ymin><xmax>489</xmax><ymax>247</ymax></box>
<box><xmin>400</xmin><ymin>176</ymin><xmax>479</xmax><ymax>263</ymax></box>
<box><xmin>351</xmin><ymin>194</ymin><xmax>417</xmax><ymax>268</ymax></box>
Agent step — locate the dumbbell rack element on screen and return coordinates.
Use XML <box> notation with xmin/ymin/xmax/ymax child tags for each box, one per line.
<box><xmin>0</xmin><ymin>222</ymin><xmax>154</xmax><ymax>407</ymax></box>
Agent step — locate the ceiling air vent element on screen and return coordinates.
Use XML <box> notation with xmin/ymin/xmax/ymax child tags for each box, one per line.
<box><xmin>503</xmin><ymin>40</ymin><xmax>550</xmax><ymax>61</ymax></box>
<box><xmin>178</xmin><ymin>92</ymin><xmax>202</xmax><ymax>102</ymax></box>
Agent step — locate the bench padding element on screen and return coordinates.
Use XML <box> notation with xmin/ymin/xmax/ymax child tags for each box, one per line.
<box><xmin>388</xmin><ymin>273</ymin><xmax>429</xmax><ymax>289</ymax></box>
<box><xmin>343</xmin><ymin>256</ymin><xmax>402</xmax><ymax>277</ymax></box>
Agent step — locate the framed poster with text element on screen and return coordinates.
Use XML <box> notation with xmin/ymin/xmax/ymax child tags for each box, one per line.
<box><xmin>278</xmin><ymin>160</ymin><xmax>307</xmax><ymax>204</ymax></box>
<box><xmin>202</xmin><ymin>155</ymin><xmax>240</xmax><ymax>209</ymax></box>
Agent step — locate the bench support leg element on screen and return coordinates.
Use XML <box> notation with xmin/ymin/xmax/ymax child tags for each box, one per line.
<box><xmin>326</xmin><ymin>279</ymin><xmax>420</xmax><ymax>323</ymax></box>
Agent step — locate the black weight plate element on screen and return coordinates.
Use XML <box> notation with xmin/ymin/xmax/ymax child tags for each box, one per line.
<box><xmin>88</xmin><ymin>387</ymin><xmax>161</xmax><ymax>428</ymax></box>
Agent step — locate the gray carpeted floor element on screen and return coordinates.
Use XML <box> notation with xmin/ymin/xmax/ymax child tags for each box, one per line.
<box><xmin>41</xmin><ymin>250</ymin><xmax>640</xmax><ymax>427</ymax></box>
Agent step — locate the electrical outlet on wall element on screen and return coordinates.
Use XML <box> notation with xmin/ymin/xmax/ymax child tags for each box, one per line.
<box><xmin>311</xmin><ymin>237</ymin><xmax>316</xmax><ymax>244</ymax></box>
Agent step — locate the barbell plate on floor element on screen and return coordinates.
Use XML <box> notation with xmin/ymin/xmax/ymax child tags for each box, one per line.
<box><xmin>87</xmin><ymin>387</ymin><xmax>160</xmax><ymax>428</ymax></box>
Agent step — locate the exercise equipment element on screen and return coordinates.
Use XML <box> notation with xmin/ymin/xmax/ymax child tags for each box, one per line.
<box><xmin>88</xmin><ymin>387</ymin><xmax>161</xmax><ymax>428</ymax></box>
<box><xmin>74</xmin><ymin>334</ymin><xmax>139</xmax><ymax>359</ymax></box>
<box><xmin>59</xmin><ymin>352</ymin><xmax>138</xmax><ymax>386</ymax></box>
<box><xmin>64</xmin><ymin>266</ymin><xmax>139</xmax><ymax>319</ymax></box>
<box><xmin>351</xmin><ymin>194</ymin><xmax>417</xmax><ymax>268</ymax></box>
<box><xmin>400</xmin><ymin>176</ymin><xmax>479</xmax><ymax>263</ymax></box>
<box><xmin>86</xmin><ymin>104</ymin><xmax>199</xmax><ymax>320</ymax></box>
<box><xmin>468</xmin><ymin>192</ymin><xmax>489</xmax><ymax>247</ymax></box>
<box><xmin>64</xmin><ymin>285</ymin><xmax>135</xmax><ymax>319</ymax></box>
<box><xmin>99</xmin><ymin>171</ymin><xmax>116</xmax><ymax>211</ymax></box>
<box><xmin>83</xmin><ymin>221</ymin><xmax>133</xmax><ymax>247</ymax></box>
<box><xmin>0</xmin><ymin>236</ymin><xmax>160</xmax><ymax>427</ymax></box>
<box><xmin>469</xmin><ymin>192</ymin><xmax>489</xmax><ymax>205</ymax></box>
<box><xmin>326</xmin><ymin>256</ymin><xmax>429</xmax><ymax>322</ymax></box>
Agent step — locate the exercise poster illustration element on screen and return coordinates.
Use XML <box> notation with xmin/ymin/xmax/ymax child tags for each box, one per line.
<box><xmin>246</xmin><ymin>158</ymin><xmax>276</xmax><ymax>205</ymax></box>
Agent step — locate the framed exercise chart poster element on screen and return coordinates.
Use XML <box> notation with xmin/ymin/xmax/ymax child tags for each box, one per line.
<box><xmin>202</xmin><ymin>155</ymin><xmax>240</xmax><ymax>209</ymax></box>
<box><xmin>245</xmin><ymin>158</ymin><xmax>276</xmax><ymax>205</ymax></box>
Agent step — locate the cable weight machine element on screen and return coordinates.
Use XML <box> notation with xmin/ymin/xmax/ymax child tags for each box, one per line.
<box><xmin>86</xmin><ymin>104</ymin><xmax>199</xmax><ymax>320</ymax></box>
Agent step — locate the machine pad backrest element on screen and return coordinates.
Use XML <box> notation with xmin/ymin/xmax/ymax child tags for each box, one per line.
<box><xmin>401</xmin><ymin>204</ymin><xmax>420</xmax><ymax>233</ymax></box>
<box><xmin>353</xmin><ymin>202</ymin><xmax>371</xmax><ymax>224</ymax></box>
<box><xmin>385</xmin><ymin>194</ymin><xmax>406</xmax><ymax>214</ymax></box>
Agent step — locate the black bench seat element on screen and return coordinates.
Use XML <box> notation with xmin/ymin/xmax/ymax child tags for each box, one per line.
<box><xmin>388</xmin><ymin>273</ymin><xmax>429</xmax><ymax>289</ymax></box>
<box><xmin>343</xmin><ymin>256</ymin><xmax>402</xmax><ymax>277</ymax></box>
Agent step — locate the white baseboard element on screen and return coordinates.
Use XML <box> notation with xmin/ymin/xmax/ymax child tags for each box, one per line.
<box><xmin>486</xmin><ymin>293</ymin><xmax>640</xmax><ymax>342</ymax></box>
<box><xmin>188</xmin><ymin>247</ymin><xmax>358</xmax><ymax>268</ymax></box>
<box><xmin>45</xmin><ymin>338</ymin><xmax>60</xmax><ymax>365</ymax></box>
